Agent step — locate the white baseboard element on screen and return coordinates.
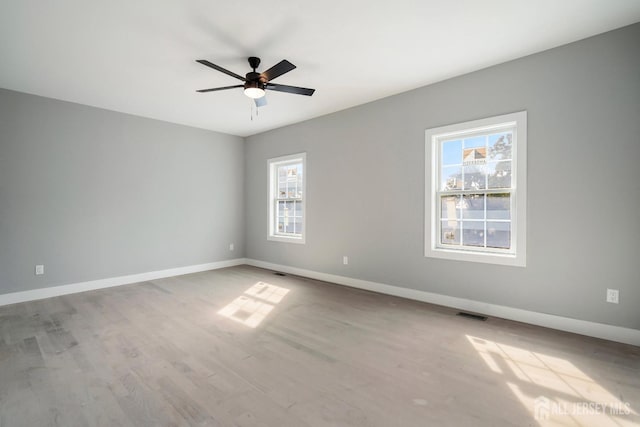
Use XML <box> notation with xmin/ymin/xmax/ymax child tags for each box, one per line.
<box><xmin>245</xmin><ymin>259</ymin><xmax>640</xmax><ymax>347</ymax></box>
<box><xmin>0</xmin><ymin>258</ymin><xmax>248</xmax><ymax>307</ymax></box>
<box><xmin>3</xmin><ymin>257</ymin><xmax>637</xmax><ymax>347</ymax></box>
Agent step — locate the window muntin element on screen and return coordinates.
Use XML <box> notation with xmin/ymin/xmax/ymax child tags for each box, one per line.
<box><xmin>426</xmin><ymin>112</ymin><xmax>526</xmax><ymax>266</ymax></box>
<box><xmin>268</xmin><ymin>154</ymin><xmax>306</xmax><ymax>243</ymax></box>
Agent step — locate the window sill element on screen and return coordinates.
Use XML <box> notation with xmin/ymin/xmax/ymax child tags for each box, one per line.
<box><xmin>268</xmin><ymin>234</ymin><xmax>306</xmax><ymax>244</ymax></box>
<box><xmin>425</xmin><ymin>246</ymin><xmax>525</xmax><ymax>267</ymax></box>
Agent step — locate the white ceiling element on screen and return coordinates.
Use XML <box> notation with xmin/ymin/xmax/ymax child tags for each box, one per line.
<box><xmin>1</xmin><ymin>1</ymin><xmax>639</xmax><ymax>137</ymax></box>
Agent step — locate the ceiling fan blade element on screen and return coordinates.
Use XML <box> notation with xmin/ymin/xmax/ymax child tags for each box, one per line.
<box><xmin>196</xmin><ymin>84</ymin><xmax>243</xmax><ymax>93</ymax></box>
<box><xmin>196</xmin><ymin>60</ymin><xmax>246</xmax><ymax>81</ymax></box>
<box><xmin>260</xmin><ymin>60</ymin><xmax>296</xmax><ymax>82</ymax></box>
<box><xmin>254</xmin><ymin>96</ymin><xmax>268</xmax><ymax>108</ymax></box>
<box><xmin>266</xmin><ymin>83</ymin><xmax>315</xmax><ymax>96</ymax></box>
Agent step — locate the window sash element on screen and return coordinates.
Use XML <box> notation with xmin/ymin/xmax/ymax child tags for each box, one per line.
<box><xmin>435</xmin><ymin>189</ymin><xmax>514</xmax><ymax>253</ymax></box>
<box><xmin>273</xmin><ymin>198</ymin><xmax>303</xmax><ymax>237</ymax></box>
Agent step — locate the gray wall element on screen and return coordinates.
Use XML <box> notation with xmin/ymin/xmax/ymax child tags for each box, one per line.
<box><xmin>245</xmin><ymin>24</ymin><xmax>640</xmax><ymax>330</ymax></box>
<box><xmin>0</xmin><ymin>89</ymin><xmax>244</xmax><ymax>294</ymax></box>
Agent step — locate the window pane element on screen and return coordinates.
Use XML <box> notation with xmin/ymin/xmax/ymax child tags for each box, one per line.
<box><xmin>463</xmin><ymin>165</ymin><xmax>486</xmax><ymax>190</ymax></box>
<box><xmin>277</xmin><ymin>201</ymin><xmax>295</xmax><ymax>232</ymax></box>
<box><xmin>462</xmin><ymin>132</ymin><xmax>488</xmax><ymax>191</ymax></box>
<box><xmin>441</xmin><ymin>220</ymin><xmax>460</xmax><ymax>245</ymax></box>
<box><xmin>462</xmin><ymin>194</ymin><xmax>484</xmax><ymax>219</ymax></box>
<box><xmin>278</xmin><ymin>184</ymin><xmax>287</xmax><ymax>199</ymax></box>
<box><xmin>486</xmin><ymin>194</ymin><xmax>510</xmax><ymax>220</ymax></box>
<box><xmin>441</xmin><ymin>195</ymin><xmax>460</xmax><ymax>220</ymax></box>
<box><xmin>294</xmin><ymin>218</ymin><xmax>303</xmax><ymax>234</ymax></box>
<box><xmin>296</xmin><ymin>167</ymin><xmax>303</xmax><ymax>198</ymax></box>
<box><xmin>488</xmin><ymin>132</ymin><xmax>512</xmax><ymax>161</ymax></box>
<box><xmin>464</xmin><ymin>135</ymin><xmax>486</xmax><ymax>149</ymax></box>
<box><xmin>463</xmin><ymin>146</ymin><xmax>487</xmax><ymax>165</ymax></box>
<box><xmin>284</xmin><ymin>222</ymin><xmax>295</xmax><ymax>234</ymax></box>
<box><xmin>487</xmin><ymin>161</ymin><xmax>511</xmax><ymax>189</ymax></box>
<box><xmin>487</xmin><ymin>221</ymin><xmax>511</xmax><ymax>249</ymax></box>
<box><xmin>441</xmin><ymin>166</ymin><xmax>462</xmax><ymax>190</ymax></box>
<box><xmin>287</xmin><ymin>166</ymin><xmax>298</xmax><ymax>178</ymax></box>
<box><xmin>442</xmin><ymin>140</ymin><xmax>462</xmax><ymax>165</ymax></box>
<box><xmin>284</xmin><ymin>201</ymin><xmax>294</xmax><ymax>215</ymax></box>
<box><xmin>462</xmin><ymin>221</ymin><xmax>485</xmax><ymax>247</ymax></box>
<box><xmin>294</xmin><ymin>201</ymin><xmax>303</xmax><ymax>217</ymax></box>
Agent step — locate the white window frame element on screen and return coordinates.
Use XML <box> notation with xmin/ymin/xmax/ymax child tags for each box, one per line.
<box><xmin>425</xmin><ymin>111</ymin><xmax>527</xmax><ymax>267</ymax></box>
<box><xmin>268</xmin><ymin>153</ymin><xmax>307</xmax><ymax>244</ymax></box>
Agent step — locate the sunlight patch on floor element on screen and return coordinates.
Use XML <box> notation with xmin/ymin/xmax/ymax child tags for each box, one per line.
<box><xmin>466</xmin><ymin>335</ymin><xmax>638</xmax><ymax>426</ymax></box>
<box><xmin>243</xmin><ymin>281</ymin><xmax>289</xmax><ymax>304</ymax></box>
<box><xmin>218</xmin><ymin>282</ymin><xmax>289</xmax><ymax>328</ymax></box>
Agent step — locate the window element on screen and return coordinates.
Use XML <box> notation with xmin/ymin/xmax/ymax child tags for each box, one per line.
<box><xmin>268</xmin><ymin>153</ymin><xmax>306</xmax><ymax>243</ymax></box>
<box><xmin>425</xmin><ymin>112</ymin><xmax>527</xmax><ymax>266</ymax></box>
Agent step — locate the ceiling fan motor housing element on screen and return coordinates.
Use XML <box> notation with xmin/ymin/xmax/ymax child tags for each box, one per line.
<box><xmin>244</xmin><ymin>72</ymin><xmax>265</xmax><ymax>91</ymax></box>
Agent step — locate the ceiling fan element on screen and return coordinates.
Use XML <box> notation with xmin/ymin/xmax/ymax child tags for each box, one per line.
<box><xmin>196</xmin><ymin>57</ymin><xmax>315</xmax><ymax>107</ymax></box>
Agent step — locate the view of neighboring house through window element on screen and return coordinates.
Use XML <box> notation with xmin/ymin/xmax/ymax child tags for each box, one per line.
<box><xmin>425</xmin><ymin>112</ymin><xmax>527</xmax><ymax>266</ymax></box>
<box><xmin>268</xmin><ymin>153</ymin><xmax>306</xmax><ymax>243</ymax></box>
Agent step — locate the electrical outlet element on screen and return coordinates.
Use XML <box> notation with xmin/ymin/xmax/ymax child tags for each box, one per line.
<box><xmin>35</xmin><ymin>265</ymin><xmax>44</xmax><ymax>275</ymax></box>
<box><xmin>343</xmin><ymin>256</ymin><xmax>348</xmax><ymax>265</ymax></box>
<box><xmin>229</xmin><ymin>243</ymin><xmax>234</xmax><ymax>251</ymax></box>
<box><xmin>606</xmin><ymin>288</ymin><xmax>619</xmax><ymax>304</ymax></box>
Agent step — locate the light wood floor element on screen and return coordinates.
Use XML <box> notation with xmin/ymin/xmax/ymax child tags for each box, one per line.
<box><xmin>0</xmin><ymin>265</ymin><xmax>638</xmax><ymax>427</ymax></box>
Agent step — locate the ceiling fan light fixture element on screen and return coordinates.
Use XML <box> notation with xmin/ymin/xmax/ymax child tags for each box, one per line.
<box><xmin>244</xmin><ymin>81</ymin><xmax>266</xmax><ymax>99</ymax></box>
